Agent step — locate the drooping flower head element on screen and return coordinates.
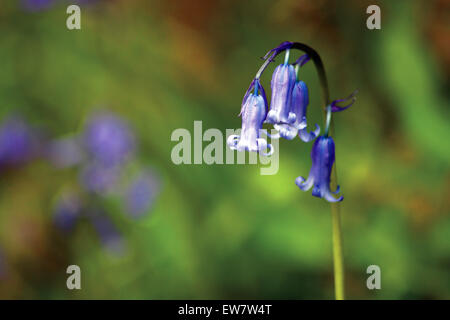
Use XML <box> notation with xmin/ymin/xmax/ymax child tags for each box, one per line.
<box><xmin>295</xmin><ymin>135</ymin><xmax>343</xmax><ymax>202</ymax></box>
<box><xmin>83</xmin><ymin>112</ymin><xmax>135</xmax><ymax>167</ymax></box>
<box><xmin>290</xmin><ymin>79</ymin><xmax>320</xmax><ymax>142</ymax></box>
<box><xmin>267</xmin><ymin>54</ymin><xmax>320</xmax><ymax>141</ymax></box>
<box><xmin>260</xmin><ymin>42</ymin><xmax>295</xmax><ymax>130</ymax></box>
<box><xmin>227</xmin><ymin>79</ymin><xmax>273</xmax><ymax>155</ymax></box>
<box><xmin>266</xmin><ymin>63</ymin><xmax>297</xmax><ymax>126</ymax></box>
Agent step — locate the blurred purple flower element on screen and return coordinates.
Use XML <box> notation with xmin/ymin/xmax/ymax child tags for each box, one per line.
<box><xmin>0</xmin><ymin>116</ymin><xmax>36</xmax><ymax>167</ymax></box>
<box><xmin>80</xmin><ymin>162</ymin><xmax>120</xmax><ymax>194</ymax></box>
<box><xmin>22</xmin><ymin>0</ymin><xmax>100</xmax><ymax>12</ymax></box>
<box><xmin>22</xmin><ymin>0</ymin><xmax>55</xmax><ymax>11</ymax></box>
<box><xmin>125</xmin><ymin>171</ymin><xmax>160</xmax><ymax>218</ymax></box>
<box><xmin>46</xmin><ymin>136</ymin><xmax>84</xmax><ymax>169</ymax></box>
<box><xmin>83</xmin><ymin>112</ymin><xmax>135</xmax><ymax>167</ymax></box>
<box><xmin>90</xmin><ymin>210</ymin><xmax>124</xmax><ymax>255</ymax></box>
<box><xmin>53</xmin><ymin>192</ymin><xmax>82</xmax><ymax>231</ymax></box>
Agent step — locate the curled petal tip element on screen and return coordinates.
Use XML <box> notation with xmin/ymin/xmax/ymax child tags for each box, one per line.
<box><xmin>295</xmin><ymin>176</ymin><xmax>313</xmax><ymax>191</ymax></box>
<box><xmin>266</xmin><ymin>110</ymin><xmax>277</xmax><ymax>124</ymax></box>
<box><xmin>295</xmin><ymin>119</ymin><xmax>308</xmax><ymax>130</ymax></box>
<box><xmin>287</xmin><ymin>112</ymin><xmax>297</xmax><ymax>124</ymax></box>
<box><xmin>298</xmin><ymin>123</ymin><xmax>320</xmax><ymax>142</ymax></box>
<box><xmin>332</xmin><ymin>185</ymin><xmax>341</xmax><ymax>194</ymax></box>
<box><xmin>227</xmin><ymin>135</ymin><xmax>240</xmax><ymax>150</ymax></box>
<box><xmin>281</xmin><ymin>128</ymin><xmax>297</xmax><ymax>140</ymax></box>
<box><xmin>255</xmin><ymin>138</ymin><xmax>267</xmax><ymax>152</ymax></box>
<box><xmin>261</xmin><ymin>129</ymin><xmax>280</xmax><ymax>139</ymax></box>
<box><xmin>324</xmin><ymin>191</ymin><xmax>344</xmax><ymax>203</ymax></box>
<box><xmin>295</xmin><ymin>176</ymin><xmax>305</xmax><ymax>186</ymax></box>
<box><xmin>259</xmin><ymin>141</ymin><xmax>274</xmax><ymax>156</ymax></box>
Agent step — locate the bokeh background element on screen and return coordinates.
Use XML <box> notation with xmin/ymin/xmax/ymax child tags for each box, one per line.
<box><xmin>0</xmin><ymin>0</ymin><xmax>449</xmax><ymax>299</ymax></box>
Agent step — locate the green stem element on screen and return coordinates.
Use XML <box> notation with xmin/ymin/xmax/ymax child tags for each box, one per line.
<box><xmin>331</xmin><ymin>184</ymin><xmax>345</xmax><ymax>300</ymax></box>
<box><xmin>328</xmin><ymin>132</ymin><xmax>344</xmax><ymax>299</ymax></box>
<box><xmin>284</xmin><ymin>49</ymin><xmax>290</xmax><ymax>65</ymax></box>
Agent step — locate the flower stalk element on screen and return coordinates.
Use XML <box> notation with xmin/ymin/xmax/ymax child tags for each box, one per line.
<box><xmin>262</xmin><ymin>42</ymin><xmax>345</xmax><ymax>300</ymax></box>
<box><xmin>230</xmin><ymin>41</ymin><xmax>356</xmax><ymax>300</ymax></box>
<box><xmin>292</xmin><ymin>43</ymin><xmax>346</xmax><ymax>300</ymax></box>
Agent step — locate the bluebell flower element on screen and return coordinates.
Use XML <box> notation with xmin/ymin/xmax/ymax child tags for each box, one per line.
<box><xmin>291</xmin><ymin>80</ymin><xmax>320</xmax><ymax>142</ymax></box>
<box><xmin>295</xmin><ymin>135</ymin><xmax>343</xmax><ymax>202</ymax></box>
<box><xmin>47</xmin><ymin>136</ymin><xmax>84</xmax><ymax>169</ymax></box>
<box><xmin>227</xmin><ymin>79</ymin><xmax>273</xmax><ymax>155</ymax></box>
<box><xmin>80</xmin><ymin>162</ymin><xmax>120</xmax><ymax>194</ymax></box>
<box><xmin>83</xmin><ymin>112</ymin><xmax>135</xmax><ymax>167</ymax></box>
<box><xmin>22</xmin><ymin>0</ymin><xmax>55</xmax><ymax>11</ymax></box>
<box><xmin>89</xmin><ymin>210</ymin><xmax>124</xmax><ymax>255</ymax></box>
<box><xmin>266</xmin><ymin>54</ymin><xmax>320</xmax><ymax>141</ymax></box>
<box><xmin>22</xmin><ymin>0</ymin><xmax>99</xmax><ymax>11</ymax></box>
<box><xmin>266</xmin><ymin>63</ymin><xmax>297</xmax><ymax>126</ymax></box>
<box><xmin>124</xmin><ymin>171</ymin><xmax>160</xmax><ymax>218</ymax></box>
<box><xmin>0</xmin><ymin>116</ymin><xmax>36</xmax><ymax>167</ymax></box>
<box><xmin>53</xmin><ymin>192</ymin><xmax>82</xmax><ymax>232</ymax></box>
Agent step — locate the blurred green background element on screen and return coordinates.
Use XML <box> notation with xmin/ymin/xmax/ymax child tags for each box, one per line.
<box><xmin>0</xmin><ymin>0</ymin><xmax>449</xmax><ymax>299</ymax></box>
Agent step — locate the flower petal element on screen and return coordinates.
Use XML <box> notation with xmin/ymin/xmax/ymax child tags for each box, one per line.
<box><xmin>323</xmin><ymin>190</ymin><xmax>344</xmax><ymax>203</ymax></box>
<box><xmin>258</xmin><ymin>139</ymin><xmax>274</xmax><ymax>156</ymax></box>
<box><xmin>295</xmin><ymin>176</ymin><xmax>314</xmax><ymax>191</ymax></box>
<box><xmin>275</xmin><ymin>124</ymin><xmax>297</xmax><ymax>140</ymax></box>
<box><xmin>298</xmin><ymin>123</ymin><xmax>320</xmax><ymax>142</ymax></box>
<box><xmin>226</xmin><ymin>135</ymin><xmax>240</xmax><ymax>150</ymax></box>
<box><xmin>294</xmin><ymin>117</ymin><xmax>308</xmax><ymax>130</ymax></box>
<box><xmin>332</xmin><ymin>185</ymin><xmax>341</xmax><ymax>194</ymax></box>
<box><xmin>287</xmin><ymin>112</ymin><xmax>297</xmax><ymax>124</ymax></box>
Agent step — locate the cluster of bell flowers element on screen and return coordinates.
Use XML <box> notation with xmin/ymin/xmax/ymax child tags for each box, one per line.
<box><xmin>227</xmin><ymin>42</ymin><xmax>356</xmax><ymax>203</ymax></box>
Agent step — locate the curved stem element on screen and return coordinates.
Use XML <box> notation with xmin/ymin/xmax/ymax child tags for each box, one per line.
<box><xmin>290</xmin><ymin>43</ymin><xmax>330</xmax><ymax>105</ymax></box>
<box><xmin>254</xmin><ymin>45</ymin><xmax>345</xmax><ymax>299</ymax></box>
<box><xmin>288</xmin><ymin>42</ymin><xmax>345</xmax><ymax>300</ymax></box>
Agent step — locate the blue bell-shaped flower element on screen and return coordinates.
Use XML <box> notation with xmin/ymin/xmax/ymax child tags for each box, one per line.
<box><xmin>266</xmin><ymin>64</ymin><xmax>297</xmax><ymax>126</ymax></box>
<box><xmin>227</xmin><ymin>80</ymin><xmax>273</xmax><ymax>156</ymax></box>
<box><xmin>295</xmin><ymin>135</ymin><xmax>343</xmax><ymax>202</ymax></box>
